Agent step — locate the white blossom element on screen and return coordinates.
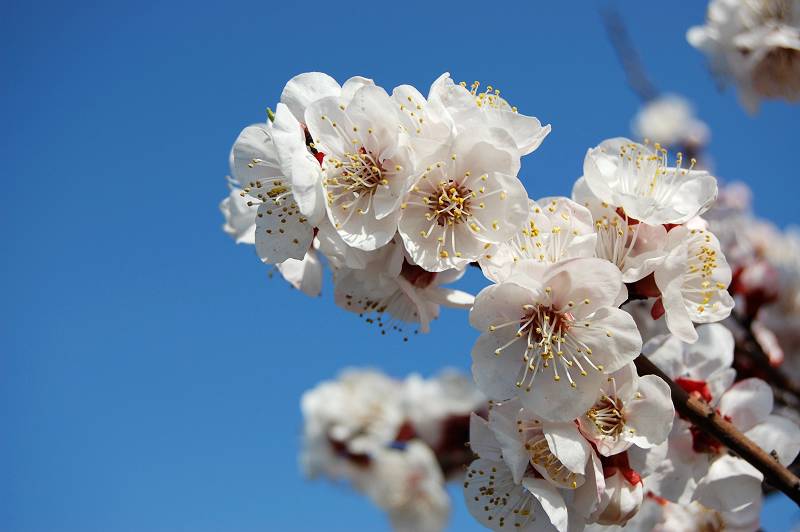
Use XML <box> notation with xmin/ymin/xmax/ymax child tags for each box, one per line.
<box><xmin>654</xmin><ymin>226</ymin><xmax>734</xmax><ymax>343</ymax></box>
<box><xmin>643</xmin><ymin>324</ymin><xmax>800</xmax><ymax>513</ymax></box>
<box><xmin>306</xmin><ymin>84</ymin><xmax>414</xmax><ymax>250</ymax></box>
<box><xmin>469</xmin><ymin>258</ymin><xmax>641</xmax><ymax>421</ymax></box>
<box><xmin>631</xmin><ymin>94</ymin><xmax>709</xmax><ymax>149</ymax></box>
<box><xmin>688</xmin><ymin>0</ymin><xmax>800</xmax><ymax>112</ymax></box>
<box><xmin>479</xmin><ymin>197</ymin><xmax>597</xmax><ymax>283</ymax></box>
<box><xmin>428</xmin><ymin>73</ymin><xmax>551</xmax><ymax>157</ymax></box>
<box><xmin>582</xmin><ymin>138</ymin><xmax>717</xmax><ymax>226</ymax></box>
<box><xmin>577</xmin><ymin>363</ymin><xmax>674</xmax><ymax>457</ymax></box>
<box><xmin>573</xmin><ymin>177</ymin><xmax>668</xmax><ymax>283</ymax></box>
<box><xmin>398</xmin><ymin>129</ymin><xmax>529</xmax><ymax>271</ymax></box>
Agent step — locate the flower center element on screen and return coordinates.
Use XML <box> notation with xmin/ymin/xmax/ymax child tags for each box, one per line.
<box><xmin>588</xmin><ymin>395</ymin><xmax>626</xmax><ymax>437</ymax></box>
<box><xmin>489</xmin><ymin>292</ymin><xmax>606</xmax><ymax>393</ymax></box>
<box><xmin>425</xmin><ymin>179</ymin><xmax>473</xmax><ymax>226</ymax></box>
<box><xmin>324</xmin><ymin>148</ymin><xmax>390</xmax><ymax>218</ymax></box>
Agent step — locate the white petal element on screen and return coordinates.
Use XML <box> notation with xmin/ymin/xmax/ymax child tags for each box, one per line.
<box><xmin>469</xmin><ymin>413</ymin><xmax>502</xmax><ymax>461</ymax></box>
<box><xmin>276</xmin><ymin>249</ymin><xmax>322</xmax><ymax>296</ymax></box>
<box><xmin>745</xmin><ymin>414</ymin><xmax>800</xmax><ymax>466</ymax></box>
<box><xmin>522</xmin><ymin>478</ymin><xmax>569</xmax><ymax>532</ymax></box>
<box><xmin>718</xmin><ymin>378</ymin><xmax>773</xmax><ymax>431</ymax></box>
<box><xmin>694</xmin><ymin>455</ymin><xmax>763</xmax><ymax>513</ymax></box>
<box><xmin>254</xmin><ymin>201</ymin><xmax>314</xmax><ymax>263</ymax></box>
<box><xmin>281</xmin><ymin>72</ymin><xmax>341</xmax><ymax>122</ymax></box>
<box><xmin>625</xmin><ymin>374</ymin><xmax>674</xmax><ymax>449</ymax></box>
<box><xmin>570</xmin><ymin>306</ymin><xmax>643</xmax><ymax>374</ymax></box>
<box><xmin>543</xmin><ymin>421</ymin><xmax>590</xmax><ymax>474</ymax></box>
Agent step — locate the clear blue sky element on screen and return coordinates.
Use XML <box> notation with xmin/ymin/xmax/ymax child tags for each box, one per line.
<box><xmin>2</xmin><ymin>1</ymin><xmax>798</xmax><ymax>531</ymax></box>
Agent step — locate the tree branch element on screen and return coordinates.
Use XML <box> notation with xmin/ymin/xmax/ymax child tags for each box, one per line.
<box><xmin>600</xmin><ymin>6</ymin><xmax>659</xmax><ymax>103</ymax></box>
<box><xmin>733</xmin><ymin>313</ymin><xmax>800</xmax><ymax>406</ymax></box>
<box><xmin>634</xmin><ymin>354</ymin><xmax>800</xmax><ymax>506</ymax></box>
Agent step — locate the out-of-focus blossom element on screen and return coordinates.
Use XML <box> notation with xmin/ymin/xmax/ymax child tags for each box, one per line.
<box><xmin>301</xmin><ymin>368</ymin><xmax>484</xmax><ymax>531</ymax></box>
<box><xmin>631</xmin><ymin>94</ymin><xmax>710</xmax><ymax>149</ymax></box>
<box><xmin>688</xmin><ymin>0</ymin><xmax>800</xmax><ymax>113</ymax></box>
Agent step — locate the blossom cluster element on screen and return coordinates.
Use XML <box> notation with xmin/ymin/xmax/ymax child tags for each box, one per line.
<box><xmin>689</xmin><ymin>0</ymin><xmax>800</xmax><ymax>113</ymax></box>
<box><xmin>221</xmin><ymin>70</ymin><xmax>800</xmax><ymax>531</ymax></box>
<box><xmin>221</xmin><ymin>71</ymin><xmax>546</xmax><ymax>334</ymax></box>
<box><xmin>300</xmin><ymin>368</ymin><xmax>484</xmax><ymax>532</ymax></box>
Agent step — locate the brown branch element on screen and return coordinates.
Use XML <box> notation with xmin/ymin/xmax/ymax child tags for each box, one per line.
<box><xmin>634</xmin><ymin>354</ymin><xmax>800</xmax><ymax>506</ymax></box>
<box><xmin>600</xmin><ymin>5</ymin><xmax>659</xmax><ymax>103</ymax></box>
<box><xmin>733</xmin><ymin>313</ymin><xmax>800</xmax><ymax>406</ymax></box>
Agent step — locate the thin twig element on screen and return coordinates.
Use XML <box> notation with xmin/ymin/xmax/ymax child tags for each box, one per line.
<box><xmin>635</xmin><ymin>354</ymin><xmax>800</xmax><ymax>506</ymax></box>
<box><xmin>600</xmin><ymin>5</ymin><xmax>659</xmax><ymax>103</ymax></box>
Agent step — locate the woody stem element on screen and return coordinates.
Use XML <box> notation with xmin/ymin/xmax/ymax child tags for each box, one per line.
<box><xmin>634</xmin><ymin>354</ymin><xmax>800</xmax><ymax>506</ymax></box>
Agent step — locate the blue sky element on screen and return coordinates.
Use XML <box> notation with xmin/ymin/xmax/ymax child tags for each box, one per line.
<box><xmin>2</xmin><ymin>1</ymin><xmax>799</xmax><ymax>531</ymax></box>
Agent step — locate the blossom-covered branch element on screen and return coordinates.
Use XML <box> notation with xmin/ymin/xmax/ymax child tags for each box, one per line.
<box><xmin>219</xmin><ymin>22</ymin><xmax>800</xmax><ymax>524</ymax></box>
<box><xmin>634</xmin><ymin>353</ymin><xmax>800</xmax><ymax>504</ymax></box>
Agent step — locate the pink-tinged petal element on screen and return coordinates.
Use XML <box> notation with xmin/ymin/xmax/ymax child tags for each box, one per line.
<box><xmin>745</xmin><ymin>415</ymin><xmax>800</xmax><ymax>466</ymax></box>
<box><xmin>281</xmin><ymin>72</ymin><xmax>341</xmax><ymax>123</ymax></box>
<box><xmin>625</xmin><ymin>375</ymin><xmax>674</xmax><ymax>449</ymax></box>
<box><xmin>521</xmin><ymin>478</ymin><xmax>569</xmax><ymax>532</ymax></box>
<box><xmin>694</xmin><ymin>455</ymin><xmax>763</xmax><ymax>513</ymax></box>
<box><xmin>718</xmin><ymin>378</ymin><xmax>773</xmax><ymax>431</ymax></box>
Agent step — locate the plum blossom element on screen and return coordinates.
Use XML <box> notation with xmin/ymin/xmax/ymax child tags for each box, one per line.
<box><xmin>229</xmin><ymin>121</ymin><xmax>317</xmax><ymax>264</ymax></box>
<box><xmin>582</xmin><ymin>138</ymin><xmax>717</xmax><ymax>226</ymax></box>
<box><xmin>688</xmin><ymin>0</ymin><xmax>800</xmax><ymax>112</ymax></box>
<box><xmin>654</xmin><ymin>226</ymin><xmax>735</xmax><ymax>343</ymax></box>
<box><xmin>464</xmin><ymin>405</ymin><xmax>584</xmax><ymax>532</ymax></box>
<box><xmin>365</xmin><ymin>442</ymin><xmax>450</xmax><ymax>532</ymax></box>
<box><xmin>589</xmin><ymin>467</ymin><xmax>644</xmax><ymax>527</ymax></box>
<box><xmin>469</xmin><ymin>258</ymin><xmax>642</xmax><ymax>421</ymax></box>
<box><xmin>428</xmin><ymin>73</ymin><xmax>551</xmax><ymax>157</ymax></box>
<box><xmin>305</xmin><ymin>84</ymin><xmax>415</xmax><ymax>251</ymax></box>
<box><xmin>301</xmin><ymin>368</ymin><xmax>487</xmax><ymax>531</ymax></box>
<box><xmin>398</xmin><ymin>130</ymin><xmax>529</xmax><ymax>271</ymax></box>
<box><xmin>642</xmin><ymin>324</ymin><xmax>800</xmax><ymax>512</ymax></box>
<box><xmin>577</xmin><ymin>363</ymin><xmax>674</xmax><ymax>457</ymax></box>
<box><xmin>572</xmin><ymin>177</ymin><xmax>667</xmax><ymax>283</ymax></box>
<box><xmin>631</xmin><ymin>94</ymin><xmax>710</xmax><ymax>150</ymax></box>
<box><xmin>479</xmin><ymin>197</ymin><xmax>597</xmax><ymax>283</ymax></box>
<box><xmin>219</xmin><ymin>175</ymin><xmax>323</xmax><ymax>296</ymax></box>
